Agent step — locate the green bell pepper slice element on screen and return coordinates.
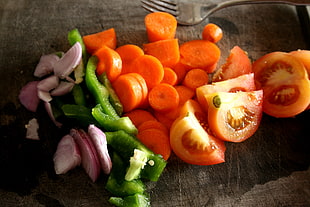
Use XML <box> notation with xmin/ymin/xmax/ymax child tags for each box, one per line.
<box><xmin>108</xmin><ymin>193</ymin><xmax>150</xmax><ymax>207</ymax></box>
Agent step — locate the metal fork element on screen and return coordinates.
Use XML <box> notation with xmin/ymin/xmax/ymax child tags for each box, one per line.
<box><xmin>141</xmin><ymin>0</ymin><xmax>310</xmax><ymax>25</ymax></box>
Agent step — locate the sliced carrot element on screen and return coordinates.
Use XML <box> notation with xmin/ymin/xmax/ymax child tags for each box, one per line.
<box><xmin>182</xmin><ymin>68</ymin><xmax>209</xmax><ymax>90</ymax></box>
<box><xmin>174</xmin><ymin>85</ymin><xmax>195</xmax><ymax>106</ymax></box>
<box><xmin>124</xmin><ymin>109</ymin><xmax>157</xmax><ymax>127</ymax></box>
<box><xmin>153</xmin><ymin>111</ymin><xmax>175</xmax><ymax>130</ymax></box>
<box><xmin>126</xmin><ymin>73</ymin><xmax>149</xmax><ymax>108</ymax></box>
<box><xmin>143</xmin><ymin>39</ymin><xmax>180</xmax><ymax>68</ymax></box>
<box><xmin>172</xmin><ymin>62</ymin><xmax>189</xmax><ymax>84</ymax></box>
<box><xmin>94</xmin><ymin>46</ymin><xmax>122</xmax><ymax>81</ymax></box>
<box><xmin>115</xmin><ymin>44</ymin><xmax>144</xmax><ymax>74</ymax></box>
<box><xmin>137</xmin><ymin>128</ymin><xmax>171</xmax><ymax>160</ymax></box>
<box><xmin>179</xmin><ymin>40</ymin><xmax>221</xmax><ymax>73</ymax></box>
<box><xmin>161</xmin><ymin>67</ymin><xmax>178</xmax><ymax>85</ymax></box>
<box><xmin>130</xmin><ymin>55</ymin><xmax>164</xmax><ymax>89</ymax></box>
<box><xmin>112</xmin><ymin>74</ymin><xmax>143</xmax><ymax>112</ymax></box>
<box><xmin>83</xmin><ymin>28</ymin><xmax>117</xmax><ymax>54</ymax></box>
<box><xmin>144</xmin><ymin>12</ymin><xmax>177</xmax><ymax>42</ymax></box>
<box><xmin>148</xmin><ymin>83</ymin><xmax>179</xmax><ymax>112</ymax></box>
<box><xmin>202</xmin><ymin>23</ymin><xmax>223</xmax><ymax>43</ymax></box>
<box><xmin>137</xmin><ymin>120</ymin><xmax>169</xmax><ymax>135</ymax></box>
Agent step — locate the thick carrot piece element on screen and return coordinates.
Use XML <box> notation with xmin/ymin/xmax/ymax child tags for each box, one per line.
<box><xmin>174</xmin><ymin>85</ymin><xmax>195</xmax><ymax>106</ymax></box>
<box><xmin>115</xmin><ymin>44</ymin><xmax>144</xmax><ymax>74</ymax></box>
<box><xmin>137</xmin><ymin>128</ymin><xmax>171</xmax><ymax>160</ymax></box>
<box><xmin>130</xmin><ymin>55</ymin><xmax>164</xmax><ymax>89</ymax></box>
<box><xmin>137</xmin><ymin>120</ymin><xmax>169</xmax><ymax>135</ymax></box>
<box><xmin>144</xmin><ymin>12</ymin><xmax>177</xmax><ymax>42</ymax></box>
<box><xmin>179</xmin><ymin>40</ymin><xmax>221</xmax><ymax>73</ymax></box>
<box><xmin>161</xmin><ymin>67</ymin><xmax>178</xmax><ymax>85</ymax></box>
<box><xmin>202</xmin><ymin>23</ymin><xmax>223</xmax><ymax>43</ymax></box>
<box><xmin>112</xmin><ymin>74</ymin><xmax>143</xmax><ymax>112</ymax></box>
<box><xmin>172</xmin><ymin>62</ymin><xmax>189</xmax><ymax>84</ymax></box>
<box><xmin>83</xmin><ymin>28</ymin><xmax>117</xmax><ymax>54</ymax></box>
<box><xmin>182</xmin><ymin>68</ymin><xmax>209</xmax><ymax>90</ymax></box>
<box><xmin>124</xmin><ymin>109</ymin><xmax>157</xmax><ymax>127</ymax></box>
<box><xmin>148</xmin><ymin>83</ymin><xmax>179</xmax><ymax>112</ymax></box>
<box><xmin>94</xmin><ymin>46</ymin><xmax>122</xmax><ymax>82</ymax></box>
<box><xmin>153</xmin><ymin>111</ymin><xmax>175</xmax><ymax>130</ymax></box>
<box><xmin>143</xmin><ymin>39</ymin><xmax>180</xmax><ymax>68</ymax></box>
<box><xmin>126</xmin><ymin>73</ymin><xmax>149</xmax><ymax>108</ymax></box>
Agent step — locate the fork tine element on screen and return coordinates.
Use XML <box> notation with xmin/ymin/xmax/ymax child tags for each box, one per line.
<box><xmin>141</xmin><ymin>0</ymin><xmax>178</xmax><ymax>16</ymax></box>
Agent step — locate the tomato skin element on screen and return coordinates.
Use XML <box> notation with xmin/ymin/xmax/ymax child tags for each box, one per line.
<box><xmin>170</xmin><ymin>100</ymin><xmax>226</xmax><ymax>165</ymax></box>
<box><xmin>252</xmin><ymin>52</ymin><xmax>310</xmax><ymax>117</ymax></box>
<box><xmin>207</xmin><ymin>90</ymin><xmax>263</xmax><ymax>143</ymax></box>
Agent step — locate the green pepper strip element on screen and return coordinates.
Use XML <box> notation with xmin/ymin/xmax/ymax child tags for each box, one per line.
<box><xmin>92</xmin><ymin>104</ymin><xmax>137</xmax><ymax>135</ymax></box>
<box><xmin>72</xmin><ymin>84</ymin><xmax>86</xmax><ymax>106</ymax></box>
<box><xmin>106</xmin><ymin>152</ymin><xmax>145</xmax><ymax>197</ymax></box>
<box><xmin>98</xmin><ymin>72</ymin><xmax>123</xmax><ymax>116</ymax></box>
<box><xmin>85</xmin><ymin>56</ymin><xmax>119</xmax><ymax>119</ymax></box>
<box><xmin>61</xmin><ymin>104</ymin><xmax>98</xmax><ymax>127</ymax></box>
<box><xmin>105</xmin><ymin>130</ymin><xmax>167</xmax><ymax>182</ymax></box>
<box><xmin>68</xmin><ymin>28</ymin><xmax>88</xmax><ymax>65</ymax></box>
<box><xmin>108</xmin><ymin>193</ymin><xmax>150</xmax><ymax>207</ymax></box>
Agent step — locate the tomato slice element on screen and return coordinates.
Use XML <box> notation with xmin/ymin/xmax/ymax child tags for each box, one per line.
<box><xmin>252</xmin><ymin>52</ymin><xmax>310</xmax><ymax>117</ymax></box>
<box><xmin>212</xmin><ymin>46</ymin><xmax>252</xmax><ymax>82</ymax></box>
<box><xmin>170</xmin><ymin>100</ymin><xmax>226</xmax><ymax>165</ymax></box>
<box><xmin>290</xmin><ymin>50</ymin><xmax>310</xmax><ymax>77</ymax></box>
<box><xmin>207</xmin><ymin>90</ymin><xmax>263</xmax><ymax>142</ymax></box>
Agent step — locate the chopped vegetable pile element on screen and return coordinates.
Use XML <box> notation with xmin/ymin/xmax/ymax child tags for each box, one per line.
<box><xmin>18</xmin><ymin>11</ymin><xmax>310</xmax><ymax>206</ymax></box>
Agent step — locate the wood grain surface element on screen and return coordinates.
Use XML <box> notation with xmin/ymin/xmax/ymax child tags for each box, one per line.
<box><xmin>0</xmin><ymin>0</ymin><xmax>309</xmax><ymax>206</ymax></box>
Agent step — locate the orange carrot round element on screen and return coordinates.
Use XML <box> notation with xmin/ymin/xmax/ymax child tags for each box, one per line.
<box><xmin>182</xmin><ymin>68</ymin><xmax>209</xmax><ymax>90</ymax></box>
<box><xmin>115</xmin><ymin>44</ymin><xmax>144</xmax><ymax>74</ymax></box>
<box><xmin>124</xmin><ymin>109</ymin><xmax>157</xmax><ymax>127</ymax></box>
<box><xmin>202</xmin><ymin>23</ymin><xmax>223</xmax><ymax>43</ymax></box>
<box><xmin>130</xmin><ymin>55</ymin><xmax>164</xmax><ymax>89</ymax></box>
<box><xmin>179</xmin><ymin>40</ymin><xmax>221</xmax><ymax>73</ymax></box>
<box><xmin>137</xmin><ymin>120</ymin><xmax>169</xmax><ymax>135</ymax></box>
<box><xmin>153</xmin><ymin>111</ymin><xmax>175</xmax><ymax>130</ymax></box>
<box><xmin>148</xmin><ymin>83</ymin><xmax>179</xmax><ymax>112</ymax></box>
<box><xmin>161</xmin><ymin>67</ymin><xmax>178</xmax><ymax>85</ymax></box>
<box><xmin>83</xmin><ymin>28</ymin><xmax>117</xmax><ymax>54</ymax></box>
<box><xmin>174</xmin><ymin>85</ymin><xmax>195</xmax><ymax>106</ymax></box>
<box><xmin>172</xmin><ymin>62</ymin><xmax>189</xmax><ymax>84</ymax></box>
<box><xmin>94</xmin><ymin>46</ymin><xmax>122</xmax><ymax>81</ymax></box>
<box><xmin>126</xmin><ymin>73</ymin><xmax>149</xmax><ymax>108</ymax></box>
<box><xmin>137</xmin><ymin>128</ymin><xmax>171</xmax><ymax>160</ymax></box>
<box><xmin>112</xmin><ymin>74</ymin><xmax>143</xmax><ymax>112</ymax></box>
<box><xmin>144</xmin><ymin>12</ymin><xmax>177</xmax><ymax>42</ymax></box>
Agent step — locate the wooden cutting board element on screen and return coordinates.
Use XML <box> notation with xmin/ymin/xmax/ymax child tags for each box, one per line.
<box><xmin>0</xmin><ymin>0</ymin><xmax>309</xmax><ymax>206</ymax></box>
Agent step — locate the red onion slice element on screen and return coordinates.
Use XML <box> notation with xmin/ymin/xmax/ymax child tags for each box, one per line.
<box><xmin>53</xmin><ymin>134</ymin><xmax>81</xmax><ymax>174</ymax></box>
<box><xmin>54</xmin><ymin>42</ymin><xmax>82</xmax><ymax>79</ymax></box>
<box><xmin>34</xmin><ymin>54</ymin><xmax>60</xmax><ymax>78</ymax></box>
<box><xmin>44</xmin><ymin>102</ymin><xmax>62</xmax><ymax>128</ymax></box>
<box><xmin>19</xmin><ymin>81</ymin><xmax>40</xmax><ymax>112</ymax></box>
<box><xmin>50</xmin><ymin>81</ymin><xmax>75</xmax><ymax>96</ymax></box>
<box><xmin>37</xmin><ymin>75</ymin><xmax>59</xmax><ymax>92</ymax></box>
<box><xmin>88</xmin><ymin>125</ymin><xmax>112</xmax><ymax>174</ymax></box>
<box><xmin>70</xmin><ymin>128</ymin><xmax>101</xmax><ymax>182</ymax></box>
<box><xmin>38</xmin><ymin>90</ymin><xmax>52</xmax><ymax>102</ymax></box>
<box><xmin>25</xmin><ymin>118</ymin><xmax>40</xmax><ymax>140</ymax></box>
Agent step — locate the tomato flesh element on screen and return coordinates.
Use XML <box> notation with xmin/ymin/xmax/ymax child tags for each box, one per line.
<box><xmin>252</xmin><ymin>52</ymin><xmax>310</xmax><ymax>117</ymax></box>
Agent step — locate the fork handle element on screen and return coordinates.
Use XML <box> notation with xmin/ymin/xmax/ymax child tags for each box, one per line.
<box><xmin>224</xmin><ymin>0</ymin><xmax>310</xmax><ymax>6</ymax></box>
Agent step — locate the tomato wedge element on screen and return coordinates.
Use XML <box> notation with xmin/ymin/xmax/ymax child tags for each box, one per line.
<box><xmin>207</xmin><ymin>90</ymin><xmax>263</xmax><ymax>142</ymax></box>
<box><xmin>252</xmin><ymin>52</ymin><xmax>310</xmax><ymax>117</ymax></box>
<box><xmin>170</xmin><ymin>100</ymin><xmax>226</xmax><ymax>165</ymax></box>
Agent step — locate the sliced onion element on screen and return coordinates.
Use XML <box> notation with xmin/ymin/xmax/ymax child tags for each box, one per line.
<box><xmin>19</xmin><ymin>81</ymin><xmax>40</xmax><ymax>112</ymax></box>
<box><xmin>53</xmin><ymin>134</ymin><xmax>81</xmax><ymax>174</ymax></box>
<box><xmin>54</xmin><ymin>42</ymin><xmax>82</xmax><ymax>79</ymax></box>
<box><xmin>38</xmin><ymin>89</ymin><xmax>52</xmax><ymax>102</ymax></box>
<box><xmin>70</xmin><ymin>128</ymin><xmax>101</xmax><ymax>182</ymax></box>
<box><xmin>25</xmin><ymin>118</ymin><xmax>40</xmax><ymax>140</ymax></box>
<box><xmin>37</xmin><ymin>75</ymin><xmax>59</xmax><ymax>92</ymax></box>
<box><xmin>88</xmin><ymin>125</ymin><xmax>112</xmax><ymax>174</ymax></box>
<box><xmin>44</xmin><ymin>102</ymin><xmax>62</xmax><ymax>128</ymax></box>
<box><xmin>34</xmin><ymin>54</ymin><xmax>60</xmax><ymax>78</ymax></box>
<box><xmin>51</xmin><ymin>81</ymin><xmax>75</xmax><ymax>96</ymax></box>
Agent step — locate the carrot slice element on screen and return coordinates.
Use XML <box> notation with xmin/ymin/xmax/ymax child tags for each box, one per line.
<box><xmin>126</xmin><ymin>73</ymin><xmax>149</xmax><ymax>108</ymax></box>
<box><xmin>137</xmin><ymin>120</ymin><xmax>169</xmax><ymax>135</ymax></box>
<box><xmin>94</xmin><ymin>46</ymin><xmax>122</xmax><ymax>81</ymax></box>
<box><xmin>144</xmin><ymin>12</ymin><xmax>177</xmax><ymax>42</ymax></box>
<box><xmin>143</xmin><ymin>39</ymin><xmax>180</xmax><ymax>68</ymax></box>
<box><xmin>148</xmin><ymin>83</ymin><xmax>179</xmax><ymax>112</ymax></box>
<box><xmin>182</xmin><ymin>68</ymin><xmax>209</xmax><ymax>90</ymax></box>
<box><xmin>153</xmin><ymin>111</ymin><xmax>175</xmax><ymax>130</ymax></box>
<box><xmin>130</xmin><ymin>55</ymin><xmax>164</xmax><ymax>89</ymax></box>
<box><xmin>137</xmin><ymin>128</ymin><xmax>171</xmax><ymax>160</ymax></box>
<box><xmin>179</xmin><ymin>40</ymin><xmax>221</xmax><ymax>73</ymax></box>
<box><xmin>161</xmin><ymin>67</ymin><xmax>178</xmax><ymax>85</ymax></box>
<box><xmin>172</xmin><ymin>62</ymin><xmax>189</xmax><ymax>84</ymax></box>
<box><xmin>124</xmin><ymin>109</ymin><xmax>157</xmax><ymax>127</ymax></box>
<box><xmin>202</xmin><ymin>23</ymin><xmax>223</xmax><ymax>43</ymax></box>
<box><xmin>112</xmin><ymin>74</ymin><xmax>143</xmax><ymax>112</ymax></box>
<box><xmin>115</xmin><ymin>44</ymin><xmax>144</xmax><ymax>74</ymax></box>
<box><xmin>174</xmin><ymin>85</ymin><xmax>195</xmax><ymax>106</ymax></box>
<box><xmin>83</xmin><ymin>28</ymin><xmax>117</xmax><ymax>54</ymax></box>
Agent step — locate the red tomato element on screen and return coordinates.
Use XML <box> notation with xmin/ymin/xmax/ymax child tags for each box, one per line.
<box><xmin>212</xmin><ymin>46</ymin><xmax>252</xmax><ymax>82</ymax></box>
<box><xmin>252</xmin><ymin>52</ymin><xmax>310</xmax><ymax>117</ymax></box>
<box><xmin>207</xmin><ymin>90</ymin><xmax>263</xmax><ymax>142</ymax></box>
<box><xmin>290</xmin><ymin>50</ymin><xmax>310</xmax><ymax>77</ymax></box>
<box><xmin>170</xmin><ymin>100</ymin><xmax>226</xmax><ymax>165</ymax></box>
